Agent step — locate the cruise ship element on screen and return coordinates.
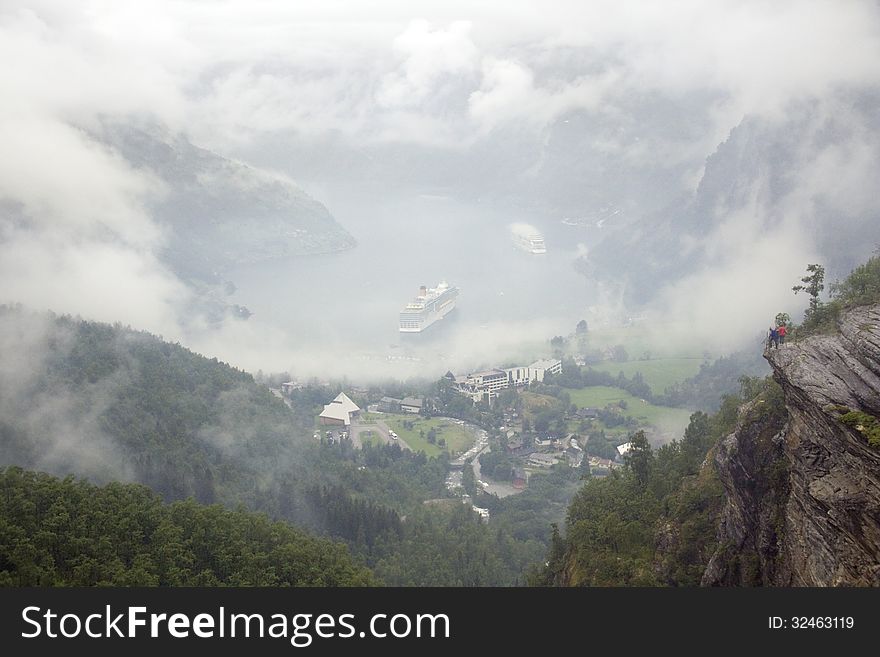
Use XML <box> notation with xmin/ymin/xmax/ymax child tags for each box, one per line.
<box><xmin>512</xmin><ymin>230</ymin><xmax>547</xmax><ymax>254</ymax></box>
<box><xmin>399</xmin><ymin>281</ymin><xmax>459</xmax><ymax>333</ymax></box>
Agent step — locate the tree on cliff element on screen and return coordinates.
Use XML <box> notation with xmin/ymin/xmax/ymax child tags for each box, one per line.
<box><xmin>624</xmin><ymin>430</ymin><xmax>652</xmax><ymax>487</ymax></box>
<box><xmin>792</xmin><ymin>263</ymin><xmax>825</xmax><ymax>315</ymax></box>
<box><xmin>774</xmin><ymin>312</ymin><xmax>790</xmax><ymax>328</ymax></box>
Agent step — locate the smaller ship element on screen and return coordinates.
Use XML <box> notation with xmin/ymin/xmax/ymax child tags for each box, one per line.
<box><xmin>512</xmin><ymin>230</ymin><xmax>546</xmax><ymax>254</ymax></box>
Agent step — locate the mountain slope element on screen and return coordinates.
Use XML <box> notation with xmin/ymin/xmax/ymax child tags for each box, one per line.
<box><xmin>0</xmin><ymin>305</ymin><xmax>307</xmax><ymax>509</ymax></box>
<box><xmin>97</xmin><ymin>123</ymin><xmax>356</xmax><ymax>283</ymax></box>
<box><xmin>703</xmin><ymin>304</ymin><xmax>880</xmax><ymax>585</ymax></box>
<box><xmin>583</xmin><ymin>98</ymin><xmax>880</xmax><ymax>305</ymax></box>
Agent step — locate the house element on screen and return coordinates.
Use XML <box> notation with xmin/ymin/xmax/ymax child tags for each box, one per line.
<box><xmin>589</xmin><ymin>456</ymin><xmax>617</xmax><ymax>470</ymax></box>
<box><xmin>528</xmin><ymin>453</ymin><xmax>558</xmax><ymax>468</ymax></box>
<box><xmin>616</xmin><ymin>442</ymin><xmax>633</xmax><ymax>457</ymax></box>
<box><xmin>318</xmin><ymin>392</ymin><xmax>361</xmax><ymax>426</ymax></box>
<box><xmin>577</xmin><ymin>407</ymin><xmax>600</xmax><ymax>419</ymax></box>
<box><xmin>534</xmin><ymin>436</ymin><xmax>553</xmax><ymax>448</ymax></box>
<box><xmin>378</xmin><ymin>396</ymin><xmax>402</xmax><ymax>413</ymax></box>
<box><xmin>280</xmin><ymin>381</ymin><xmax>302</xmax><ymax>395</ymax></box>
<box><xmin>565</xmin><ymin>447</ymin><xmax>584</xmax><ymax>467</ymax></box>
<box><xmin>506</xmin><ymin>435</ymin><xmax>524</xmax><ymax>452</ymax></box>
<box><xmin>400</xmin><ymin>397</ymin><xmax>423</xmax><ymax>414</ymax></box>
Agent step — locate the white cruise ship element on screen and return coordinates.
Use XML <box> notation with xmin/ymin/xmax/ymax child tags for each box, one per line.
<box><xmin>399</xmin><ymin>281</ymin><xmax>459</xmax><ymax>333</ymax></box>
<box><xmin>512</xmin><ymin>231</ymin><xmax>547</xmax><ymax>254</ymax></box>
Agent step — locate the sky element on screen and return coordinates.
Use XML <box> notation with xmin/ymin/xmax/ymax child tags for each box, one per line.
<box><xmin>2</xmin><ymin>0</ymin><xmax>880</xmax><ymax>376</ymax></box>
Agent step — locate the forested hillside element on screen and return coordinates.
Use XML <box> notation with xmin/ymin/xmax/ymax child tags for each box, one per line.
<box><xmin>536</xmin><ymin>377</ymin><xmax>778</xmax><ymax>585</ymax></box>
<box><xmin>0</xmin><ymin>467</ymin><xmax>374</xmax><ymax>586</ymax></box>
<box><xmin>542</xmin><ymin>255</ymin><xmax>880</xmax><ymax>586</ymax></box>
<box><xmin>0</xmin><ymin>306</ymin><xmax>305</xmax><ymax>510</ymax></box>
<box><xmin>0</xmin><ymin>306</ymin><xmax>551</xmax><ymax>585</ymax></box>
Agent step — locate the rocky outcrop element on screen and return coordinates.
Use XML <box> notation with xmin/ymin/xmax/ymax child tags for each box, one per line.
<box><xmin>703</xmin><ymin>305</ymin><xmax>880</xmax><ymax>586</ymax></box>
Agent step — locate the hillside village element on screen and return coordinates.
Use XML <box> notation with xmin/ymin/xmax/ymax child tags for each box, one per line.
<box><xmin>277</xmin><ymin>354</ymin><xmax>650</xmax><ymax>523</ymax></box>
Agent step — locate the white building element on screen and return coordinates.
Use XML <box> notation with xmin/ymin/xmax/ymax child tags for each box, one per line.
<box><xmin>472</xmin><ymin>506</ymin><xmax>490</xmax><ymax>522</ymax></box>
<box><xmin>453</xmin><ymin>358</ymin><xmax>562</xmax><ymax>401</ymax></box>
<box><xmin>318</xmin><ymin>392</ymin><xmax>361</xmax><ymax>426</ymax></box>
<box><xmin>505</xmin><ymin>358</ymin><xmax>562</xmax><ymax>387</ymax></box>
<box><xmin>453</xmin><ymin>369</ymin><xmax>509</xmax><ymax>401</ymax></box>
<box><xmin>529</xmin><ymin>358</ymin><xmax>563</xmax><ymax>378</ymax></box>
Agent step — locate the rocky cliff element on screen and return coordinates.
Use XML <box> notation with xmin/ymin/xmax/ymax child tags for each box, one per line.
<box><xmin>703</xmin><ymin>304</ymin><xmax>880</xmax><ymax>585</ymax></box>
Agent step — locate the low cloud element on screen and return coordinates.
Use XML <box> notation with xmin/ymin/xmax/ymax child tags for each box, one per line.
<box><xmin>1</xmin><ymin>1</ymin><xmax>879</xmax><ymax>382</ymax></box>
<box><xmin>0</xmin><ymin>310</ymin><xmax>134</xmax><ymax>482</ymax></box>
<box><xmin>647</xmin><ymin>210</ymin><xmax>818</xmax><ymax>354</ymax></box>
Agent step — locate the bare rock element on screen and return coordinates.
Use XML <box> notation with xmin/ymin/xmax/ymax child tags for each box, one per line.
<box><xmin>703</xmin><ymin>304</ymin><xmax>880</xmax><ymax>586</ymax></box>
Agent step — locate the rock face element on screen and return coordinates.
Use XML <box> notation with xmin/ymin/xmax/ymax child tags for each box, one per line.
<box><xmin>703</xmin><ymin>305</ymin><xmax>880</xmax><ymax>586</ymax></box>
<box><xmin>584</xmin><ymin>102</ymin><xmax>880</xmax><ymax>306</ymax></box>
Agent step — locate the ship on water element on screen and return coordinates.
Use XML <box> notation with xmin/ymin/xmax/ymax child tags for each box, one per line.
<box><xmin>399</xmin><ymin>281</ymin><xmax>459</xmax><ymax>333</ymax></box>
<box><xmin>512</xmin><ymin>230</ymin><xmax>547</xmax><ymax>254</ymax></box>
<box><xmin>509</xmin><ymin>222</ymin><xmax>547</xmax><ymax>254</ymax></box>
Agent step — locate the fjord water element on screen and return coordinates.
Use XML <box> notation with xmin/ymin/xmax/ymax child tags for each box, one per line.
<box><xmin>226</xmin><ymin>186</ymin><xmax>599</xmax><ymax>375</ymax></box>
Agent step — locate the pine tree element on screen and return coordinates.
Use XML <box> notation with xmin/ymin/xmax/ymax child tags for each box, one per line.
<box><xmin>793</xmin><ymin>263</ymin><xmax>825</xmax><ymax>313</ymax></box>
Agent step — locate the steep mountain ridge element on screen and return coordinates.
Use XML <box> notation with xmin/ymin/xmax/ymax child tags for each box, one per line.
<box><xmin>703</xmin><ymin>304</ymin><xmax>880</xmax><ymax>585</ymax></box>
<box><xmin>583</xmin><ymin>99</ymin><xmax>880</xmax><ymax>305</ymax></box>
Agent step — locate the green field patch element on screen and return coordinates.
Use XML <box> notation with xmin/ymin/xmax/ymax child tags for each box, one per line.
<box><xmin>586</xmin><ymin>358</ymin><xmax>707</xmax><ymax>395</ymax></box>
<box><xmin>565</xmin><ymin>386</ymin><xmax>693</xmax><ymax>439</ymax></box>
<box><xmin>520</xmin><ymin>391</ymin><xmax>560</xmax><ymax>419</ymax></box>
<box><xmin>384</xmin><ymin>416</ymin><xmax>474</xmax><ymax>457</ymax></box>
<box><xmin>358</xmin><ymin>429</ymin><xmax>377</xmax><ymax>448</ymax></box>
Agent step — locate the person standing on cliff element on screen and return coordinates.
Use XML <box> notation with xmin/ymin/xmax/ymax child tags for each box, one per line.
<box><xmin>768</xmin><ymin>326</ymin><xmax>779</xmax><ymax>349</ymax></box>
<box><xmin>777</xmin><ymin>323</ymin><xmax>787</xmax><ymax>345</ymax></box>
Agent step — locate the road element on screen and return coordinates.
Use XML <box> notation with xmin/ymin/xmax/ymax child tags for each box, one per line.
<box><xmin>269</xmin><ymin>388</ymin><xmax>293</xmax><ymax>409</ymax></box>
<box><xmin>445</xmin><ymin>424</ymin><xmax>522</xmax><ymax>498</ymax></box>
<box><xmin>349</xmin><ymin>418</ymin><xmax>411</xmax><ymax>451</ymax></box>
<box><xmin>472</xmin><ymin>444</ymin><xmax>521</xmax><ymax>498</ymax></box>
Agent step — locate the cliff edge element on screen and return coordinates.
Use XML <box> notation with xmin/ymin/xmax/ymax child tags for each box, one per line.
<box><xmin>703</xmin><ymin>304</ymin><xmax>880</xmax><ymax>585</ymax></box>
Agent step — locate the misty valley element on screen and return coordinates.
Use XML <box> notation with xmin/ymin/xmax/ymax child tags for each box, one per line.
<box><xmin>2</xmin><ymin>2</ymin><xmax>880</xmax><ymax>593</ymax></box>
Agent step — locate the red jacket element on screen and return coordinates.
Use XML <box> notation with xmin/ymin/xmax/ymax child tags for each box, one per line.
<box><xmin>778</xmin><ymin>325</ymin><xmax>787</xmax><ymax>337</ymax></box>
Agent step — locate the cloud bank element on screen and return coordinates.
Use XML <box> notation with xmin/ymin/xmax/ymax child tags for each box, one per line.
<box><xmin>1</xmin><ymin>1</ymin><xmax>879</xmax><ymax>377</ymax></box>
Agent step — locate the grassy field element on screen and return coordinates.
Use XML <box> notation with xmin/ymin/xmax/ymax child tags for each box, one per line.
<box><xmin>384</xmin><ymin>416</ymin><xmax>475</xmax><ymax>457</ymax></box>
<box><xmin>565</xmin><ymin>386</ymin><xmax>693</xmax><ymax>439</ymax></box>
<box><xmin>522</xmin><ymin>388</ymin><xmax>693</xmax><ymax>441</ymax></box>
<box><xmin>358</xmin><ymin>428</ymin><xmax>378</xmax><ymax>448</ymax></box>
<box><xmin>520</xmin><ymin>392</ymin><xmax>559</xmax><ymax>416</ymax></box>
<box><xmin>585</xmin><ymin>358</ymin><xmax>707</xmax><ymax>395</ymax></box>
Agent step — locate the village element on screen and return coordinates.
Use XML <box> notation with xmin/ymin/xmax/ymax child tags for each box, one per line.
<box><xmin>277</xmin><ymin>354</ymin><xmax>644</xmax><ymax>523</ymax></box>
